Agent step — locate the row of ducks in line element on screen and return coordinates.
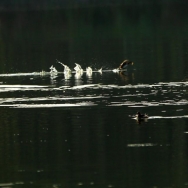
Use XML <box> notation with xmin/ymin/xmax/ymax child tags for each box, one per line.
<box><xmin>49</xmin><ymin>59</ymin><xmax>134</xmax><ymax>74</ymax></box>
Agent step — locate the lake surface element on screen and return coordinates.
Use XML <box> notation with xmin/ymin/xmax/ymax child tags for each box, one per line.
<box><xmin>0</xmin><ymin>2</ymin><xmax>188</xmax><ymax>188</ymax></box>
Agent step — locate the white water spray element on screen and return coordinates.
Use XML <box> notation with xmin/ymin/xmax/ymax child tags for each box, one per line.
<box><xmin>57</xmin><ymin>60</ymin><xmax>71</xmax><ymax>74</ymax></box>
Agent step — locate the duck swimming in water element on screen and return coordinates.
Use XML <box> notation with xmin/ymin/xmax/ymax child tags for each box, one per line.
<box><xmin>118</xmin><ymin>60</ymin><xmax>134</xmax><ymax>70</ymax></box>
<box><xmin>135</xmin><ymin>112</ymin><xmax>148</xmax><ymax>119</ymax></box>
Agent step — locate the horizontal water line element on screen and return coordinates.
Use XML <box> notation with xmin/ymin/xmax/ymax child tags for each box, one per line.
<box><xmin>108</xmin><ymin>99</ymin><xmax>188</xmax><ymax>107</ymax></box>
<box><xmin>132</xmin><ymin>115</ymin><xmax>188</xmax><ymax>120</ymax></box>
<box><xmin>0</xmin><ymin>81</ymin><xmax>187</xmax><ymax>92</ymax></box>
<box><xmin>0</xmin><ymin>95</ymin><xmax>107</xmax><ymax>104</ymax></box>
<box><xmin>0</xmin><ymin>70</ymin><xmax>112</xmax><ymax>77</ymax></box>
<box><xmin>0</xmin><ymin>84</ymin><xmax>48</xmax><ymax>88</ymax></box>
<box><xmin>0</xmin><ymin>102</ymin><xmax>98</xmax><ymax>108</ymax></box>
<box><xmin>127</xmin><ymin>143</ymin><xmax>157</xmax><ymax>147</ymax></box>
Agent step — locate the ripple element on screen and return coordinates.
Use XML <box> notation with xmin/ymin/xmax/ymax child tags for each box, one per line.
<box><xmin>0</xmin><ymin>81</ymin><xmax>188</xmax><ymax>109</ymax></box>
<box><xmin>149</xmin><ymin>115</ymin><xmax>188</xmax><ymax>119</ymax></box>
<box><xmin>0</xmin><ymin>84</ymin><xmax>48</xmax><ymax>88</ymax></box>
<box><xmin>0</xmin><ymin>95</ymin><xmax>107</xmax><ymax>105</ymax></box>
<box><xmin>56</xmin><ymin>81</ymin><xmax>188</xmax><ymax>90</ymax></box>
<box><xmin>108</xmin><ymin>99</ymin><xmax>188</xmax><ymax>107</ymax></box>
<box><xmin>132</xmin><ymin>115</ymin><xmax>188</xmax><ymax>120</ymax></box>
<box><xmin>0</xmin><ymin>72</ymin><xmax>47</xmax><ymax>77</ymax></box>
<box><xmin>0</xmin><ymin>182</ymin><xmax>14</xmax><ymax>186</ymax></box>
<box><xmin>70</xmin><ymin>84</ymin><xmax>99</xmax><ymax>90</ymax></box>
<box><xmin>0</xmin><ymin>81</ymin><xmax>187</xmax><ymax>92</ymax></box>
<box><xmin>0</xmin><ymin>102</ymin><xmax>97</xmax><ymax>108</ymax></box>
<box><xmin>0</xmin><ymin>84</ymin><xmax>49</xmax><ymax>92</ymax></box>
<box><xmin>127</xmin><ymin>143</ymin><xmax>157</xmax><ymax>147</ymax></box>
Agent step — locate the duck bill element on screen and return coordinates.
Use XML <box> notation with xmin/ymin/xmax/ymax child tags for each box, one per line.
<box><xmin>132</xmin><ymin>62</ymin><xmax>134</xmax><ymax>65</ymax></box>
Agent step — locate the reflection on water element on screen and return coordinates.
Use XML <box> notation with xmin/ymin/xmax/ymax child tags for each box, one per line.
<box><xmin>0</xmin><ymin>76</ymin><xmax>188</xmax><ymax>110</ymax></box>
<box><xmin>127</xmin><ymin>143</ymin><xmax>157</xmax><ymax>147</ymax></box>
<box><xmin>1</xmin><ymin>67</ymin><xmax>188</xmax><ymax>168</ymax></box>
<box><xmin>0</xmin><ymin>72</ymin><xmax>188</xmax><ymax>187</ymax></box>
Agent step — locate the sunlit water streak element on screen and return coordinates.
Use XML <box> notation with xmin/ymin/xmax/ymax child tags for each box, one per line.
<box><xmin>0</xmin><ymin>85</ymin><xmax>48</xmax><ymax>88</ymax></box>
<box><xmin>127</xmin><ymin>143</ymin><xmax>157</xmax><ymax>147</ymax></box>
<box><xmin>0</xmin><ymin>103</ymin><xmax>97</xmax><ymax>108</ymax></box>
<box><xmin>0</xmin><ymin>74</ymin><xmax>188</xmax><ymax>115</ymax></box>
<box><xmin>132</xmin><ymin>115</ymin><xmax>188</xmax><ymax>120</ymax></box>
<box><xmin>0</xmin><ymin>69</ymin><xmax>112</xmax><ymax>77</ymax></box>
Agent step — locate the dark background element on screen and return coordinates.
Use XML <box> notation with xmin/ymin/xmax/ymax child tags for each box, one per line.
<box><xmin>0</xmin><ymin>0</ymin><xmax>187</xmax><ymax>77</ymax></box>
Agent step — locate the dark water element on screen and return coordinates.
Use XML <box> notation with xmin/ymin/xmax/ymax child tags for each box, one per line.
<box><xmin>0</xmin><ymin>3</ymin><xmax>188</xmax><ymax>188</ymax></box>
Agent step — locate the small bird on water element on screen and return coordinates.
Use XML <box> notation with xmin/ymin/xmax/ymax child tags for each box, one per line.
<box><xmin>135</xmin><ymin>112</ymin><xmax>148</xmax><ymax>119</ymax></box>
<box><xmin>118</xmin><ymin>60</ymin><xmax>134</xmax><ymax>70</ymax></box>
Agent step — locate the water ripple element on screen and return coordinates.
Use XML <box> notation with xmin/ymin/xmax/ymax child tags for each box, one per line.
<box><xmin>0</xmin><ymin>81</ymin><xmax>188</xmax><ymax>108</ymax></box>
<box><xmin>108</xmin><ymin>99</ymin><xmax>188</xmax><ymax>107</ymax></box>
<box><xmin>149</xmin><ymin>115</ymin><xmax>188</xmax><ymax>119</ymax></box>
<box><xmin>0</xmin><ymin>102</ymin><xmax>97</xmax><ymax>108</ymax></box>
<box><xmin>127</xmin><ymin>143</ymin><xmax>157</xmax><ymax>147</ymax></box>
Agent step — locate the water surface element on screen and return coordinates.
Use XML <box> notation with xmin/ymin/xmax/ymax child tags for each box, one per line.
<box><xmin>0</xmin><ymin>2</ymin><xmax>188</xmax><ymax>188</ymax></box>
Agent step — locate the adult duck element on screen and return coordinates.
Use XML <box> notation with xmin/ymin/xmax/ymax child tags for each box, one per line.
<box><xmin>135</xmin><ymin>112</ymin><xmax>148</xmax><ymax>119</ymax></box>
<box><xmin>118</xmin><ymin>60</ymin><xmax>134</xmax><ymax>70</ymax></box>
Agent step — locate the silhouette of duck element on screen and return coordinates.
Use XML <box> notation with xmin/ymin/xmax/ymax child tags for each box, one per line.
<box><xmin>135</xmin><ymin>112</ymin><xmax>148</xmax><ymax>119</ymax></box>
<box><xmin>118</xmin><ymin>60</ymin><xmax>134</xmax><ymax>70</ymax></box>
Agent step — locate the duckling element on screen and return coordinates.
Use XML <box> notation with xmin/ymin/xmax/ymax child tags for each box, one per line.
<box><xmin>118</xmin><ymin>60</ymin><xmax>134</xmax><ymax>70</ymax></box>
<box><xmin>135</xmin><ymin>112</ymin><xmax>148</xmax><ymax>119</ymax></box>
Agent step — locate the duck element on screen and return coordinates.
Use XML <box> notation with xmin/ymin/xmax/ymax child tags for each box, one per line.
<box><xmin>118</xmin><ymin>60</ymin><xmax>134</xmax><ymax>70</ymax></box>
<box><xmin>135</xmin><ymin>112</ymin><xmax>148</xmax><ymax>119</ymax></box>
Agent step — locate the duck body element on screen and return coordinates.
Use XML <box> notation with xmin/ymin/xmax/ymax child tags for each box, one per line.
<box><xmin>135</xmin><ymin>112</ymin><xmax>148</xmax><ymax>119</ymax></box>
<box><xmin>118</xmin><ymin>60</ymin><xmax>134</xmax><ymax>70</ymax></box>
